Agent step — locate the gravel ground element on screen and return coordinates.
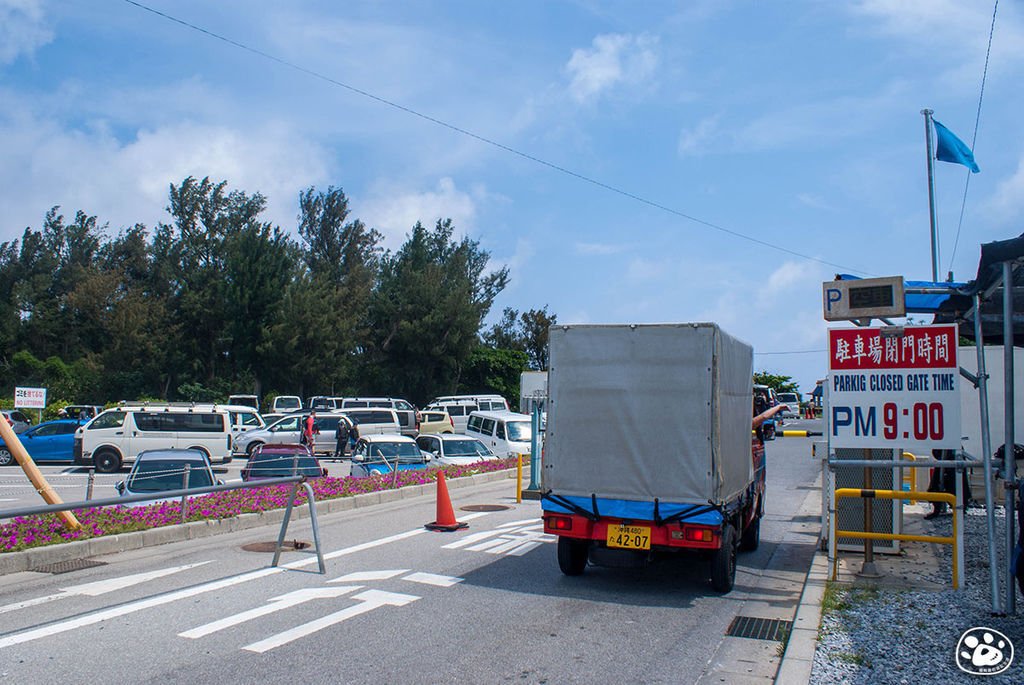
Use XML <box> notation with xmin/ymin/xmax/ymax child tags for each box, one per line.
<box><xmin>811</xmin><ymin>506</ymin><xmax>1024</xmax><ymax>684</ymax></box>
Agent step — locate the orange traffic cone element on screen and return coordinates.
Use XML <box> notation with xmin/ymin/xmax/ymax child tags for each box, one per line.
<box><xmin>425</xmin><ymin>471</ymin><xmax>468</xmax><ymax>531</ymax></box>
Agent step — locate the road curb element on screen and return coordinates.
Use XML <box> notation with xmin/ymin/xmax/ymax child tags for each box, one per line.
<box><xmin>775</xmin><ymin>548</ymin><xmax>828</xmax><ymax>684</ymax></box>
<box><xmin>0</xmin><ymin>468</ymin><xmax>517</xmax><ymax>576</ymax></box>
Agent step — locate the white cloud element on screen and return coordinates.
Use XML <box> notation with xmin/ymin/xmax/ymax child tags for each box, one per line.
<box><xmin>0</xmin><ymin>0</ymin><xmax>53</xmax><ymax>65</ymax></box>
<box><xmin>678</xmin><ymin>116</ymin><xmax>720</xmax><ymax>156</ymax></box>
<box><xmin>796</xmin><ymin>193</ymin><xmax>834</xmax><ymax>211</ymax></box>
<box><xmin>625</xmin><ymin>256</ymin><xmax>669</xmax><ymax>282</ymax></box>
<box><xmin>565</xmin><ymin>33</ymin><xmax>658</xmax><ymax>104</ymax></box>
<box><xmin>0</xmin><ymin>108</ymin><xmax>331</xmax><ymax>240</ymax></box>
<box><xmin>574</xmin><ymin>241</ymin><xmax>630</xmax><ymax>256</ymax></box>
<box><xmin>984</xmin><ymin>155</ymin><xmax>1024</xmax><ymax>222</ymax></box>
<box><xmin>492</xmin><ymin>237</ymin><xmax>535</xmax><ymax>289</ymax></box>
<box><xmin>359</xmin><ymin>177</ymin><xmax>480</xmax><ymax>248</ymax></box>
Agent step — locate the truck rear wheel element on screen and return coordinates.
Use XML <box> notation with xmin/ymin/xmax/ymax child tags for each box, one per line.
<box><xmin>710</xmin><ymin>525</ymin><xmax>737</xmax><ymax>593</ymax></box>
<box><xmin>557</xmin><ymin>537</ymin><xmax>588</xmax><ymax>576</ymax></box>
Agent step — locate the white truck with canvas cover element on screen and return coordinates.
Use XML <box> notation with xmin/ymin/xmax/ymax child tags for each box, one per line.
<box><xmin>541</xmin><ymin>322</ymin><xmax>764</xmax><ymax>593</ymax></box>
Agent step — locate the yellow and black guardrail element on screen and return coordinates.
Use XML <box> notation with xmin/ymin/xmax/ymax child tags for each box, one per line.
<box><xmin>831</xmin><ymin>487</ymin><xmax>959</xmax><ymax>588</ymax></box>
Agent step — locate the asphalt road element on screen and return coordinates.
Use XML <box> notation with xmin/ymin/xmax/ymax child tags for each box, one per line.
<box><xmin>0</xmin><ymin>420</ymin><xmax>823</xmax><ymax>684</ymax></box>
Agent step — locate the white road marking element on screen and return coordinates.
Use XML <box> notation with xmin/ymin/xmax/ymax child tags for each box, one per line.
<box><xmin>441</xmin><ymin>530</ymin><xmax>504</xmax><ymax>549</ymax></box>
<box><xmin>0</xmin><ymin>566</ymin><xmax>280</xmax><ymax>649</ymax></box>
<box><xmin>507</xmin><ymin>541</ymin><xmax>544</xmax><ymax>556</ymax></box>
<box><xmin>0</xmin><ymin>562</ymin><xmax>212</xmax><ymax>616</ymax></box>
<box><xmin>179</xmin><ymin>586</ymin><xmax>364</xmax><ymax>639</ymax></box>
<box><xmin>330</xmin><ymin>570</ymin><xmax>408</xmax><ymax>583</ymax></box>
<box><xmin>498</xmin><ymin>518</ymin><xmax>541</xmax><ymax>528</ymax></box>
<box><xmin>467</xmin><ymin>538</ymin><xmax>513</xmax><ymax>553</ymax></box>
<box><xmin>401</xmin><ymin>572</ymin><xmax>462</xmax><ymax>587</ymax></box>
<box><xmin>0</xmin><ymin>508</ymin><xmax>502</xmax><ymax>649</ymax></box>
<box><xmin>242</xmin><ymin>590</ymin><xmax>419</xmax><ymax>653</ymax></box>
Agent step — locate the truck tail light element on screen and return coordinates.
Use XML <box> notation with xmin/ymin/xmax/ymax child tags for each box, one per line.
<box><xmin>546</xmin><ymin>515</ymin><xmax>572</xmax><ymax>531</ymax></box>
<box><xmin>677</xmin><ymin>526</ymin><xmax>713</xmax><ymax>542</ymax></box>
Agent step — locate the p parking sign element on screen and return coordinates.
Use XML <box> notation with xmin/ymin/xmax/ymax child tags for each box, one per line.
<box><xmin>827</xmin><ymin>325</ymin><xmax>960</xmax><ymax>450</ymax></box>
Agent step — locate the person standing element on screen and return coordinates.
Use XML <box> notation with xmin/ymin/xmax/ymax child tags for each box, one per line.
<box><xmin>924</xmin><ymin>448</ymin><xmax>971</xmax><ymax>519</ymax></box>
<box><xmin>334</xmin><ymin>417</ymin><xmax>350</xmax><ymax>460</ymax></box>
<box><xmin>302</xmin><ymin>410</ymin><xmax>318</xmax><ymax>452</ymax></box>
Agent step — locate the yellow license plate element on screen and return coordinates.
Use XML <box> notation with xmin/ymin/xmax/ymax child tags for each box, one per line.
<box><xmin>606</xmin><ymin>525</ymin><xmax>651</xmax><ymax>550</ymax></box>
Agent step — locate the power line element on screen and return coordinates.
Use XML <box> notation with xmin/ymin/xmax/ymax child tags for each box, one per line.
<box><xmin>754</xmin><ymin>349</ymin><xmax>826</xmax><ymax>355</ymax></box>
<box><xmin>122</xmin><ymin>0</ymin><xmax>874</xmax><ymax>276</ymax></box>
<box><xmin>947</xmin><ymin>0</ymin><xmax>998</xmax><ymax>274</ymax></box>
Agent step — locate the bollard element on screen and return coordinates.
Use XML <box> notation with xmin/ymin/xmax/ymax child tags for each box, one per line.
<box><xmin>516</xmin><ymin>454</ymin><xmax>523</xmax><ymax>503</ymax></box>
<box><xmin>180</xmin><ymin>465</ymin><xmax>191</xmax><ymax>524</ymax></box>
<box><xmin>85</xmin><ymin>469</ymin><xmax>95</xmax><ymax>501</ymax></box>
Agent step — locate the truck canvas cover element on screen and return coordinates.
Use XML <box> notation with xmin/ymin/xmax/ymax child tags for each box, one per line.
<box><xmin>543</xmin><ymin>323</ymin><xmax>753</xmax><ymax>509</ymax></box>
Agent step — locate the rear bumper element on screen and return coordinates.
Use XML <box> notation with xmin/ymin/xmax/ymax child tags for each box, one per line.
<box><xmin>542</xmin><ymin>512</ymin><xmax>722</xmax><ymax>551</ymax></box>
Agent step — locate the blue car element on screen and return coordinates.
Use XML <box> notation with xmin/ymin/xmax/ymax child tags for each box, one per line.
<box><xmin>349</xmin><ymin>434</ymin><xmax>433</xmax><ymax>477</ymax></box>
<box><xmin>0</xmin><ymin>419</ymin><xmax>84</xmax><ymax>466</ymax></box>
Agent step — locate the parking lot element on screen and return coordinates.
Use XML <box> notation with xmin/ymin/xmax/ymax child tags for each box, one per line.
<box><xmin>0</xmin><ymin>457</ymin><xmax>358</xmax><ymax>511</ymax></box>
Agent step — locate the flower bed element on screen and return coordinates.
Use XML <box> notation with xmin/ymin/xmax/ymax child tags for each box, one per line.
<box><xmin>1</xmin><ymin>459</ymin><xmax>518</xmax><ymax>554</ymax></box>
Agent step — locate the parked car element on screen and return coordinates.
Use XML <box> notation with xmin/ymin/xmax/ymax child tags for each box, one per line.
<box><xmin>423</xmin><ymin>399</ymin><xmax>480</xmax><ymax>433</ymax></box>
<box><xmin>270</xmin><ymin>395</ymin><xmax>302</xmax><ymax>413</ymax></box>
<box><xmin>115</xmin><ymin>448</ymin><xmax>219</xmax><ymax>507</ymax></box>
<box><xmin>341</xmin><ymin>409</ymin><xmax>402</xmax><ymax>438</ymax></box>
<box><xmin>240</xmin><ymin>444</ymin><xmax>327</xmax><ymax>480</ymax></box>
<box><xmin>61</xmin><ymin>405</ymin><xmax>104</xmax><ymax>420</ymax></box>
<box><xmin>350</xmin><ymin>434</ymin><xmax>432</xmax><ymax>477</ymax></box>
<box><xmin>0</xmin><ymin>419</ymin><xmax>84</xmax><ymax>466</ymax></box>
<box><xmin>233</xmin><ymin>412</ymin><xmax>349</xmax><ymax>457</ymax></box>
<box><xmin>75</xmin><ymin>405</ymin><xmax>233</xmax><ymax>473</ymax></box>
<box><xmin>417</xmin><ymin>410</ymin><xmax>455</xmax><ymax>435</ymax></box>
<box><xmin>465</xmin><ymin>410</ymin><xmax>534</xmax><ymax>458</ymax></box>
<box><xmin>227</xmin><ymin>394</ymin><xmax>259</xmax><ymax>409</ymax></box>
<box><xmin>430</xmin><ymin>394</ymin><xmax>510</xmax><ymax>412</ymax></box>
<box><xmin>339</xmin><ymin>398</ymin><xmax>418</xmax><ymax>436</ymax></box>
<box><xmin>777</xmin><ymin>392</ymin><xmax>801</xmax><ymax>419</ymax></box>
<box><xmin>1</xmin><ymin>409</ymin><xmax>33</xmax><ymax>434</ymax></box>
<box><xmin>415</xmin><ymin>433</ymin><xmax>498</xmax><ymax>466</ymax></box>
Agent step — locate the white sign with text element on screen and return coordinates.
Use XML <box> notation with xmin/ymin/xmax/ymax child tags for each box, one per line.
<box><xmin>827</xmin><ymin>325</ymin><xmax>961</xmax><ymax>450</ymax></box>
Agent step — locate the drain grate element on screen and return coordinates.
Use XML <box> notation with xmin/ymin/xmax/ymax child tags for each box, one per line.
<box><xmin>726</xmin><ymin>616</ymin><xmax>792</xmax><ymax>641</ymax></box>
<box><xmin>241</xmin><ymin>540</ymin><xmax>311</xmax><ymax>553</ymax></box>
<box><xmin>459</xmin><ymin>504</ymin><xmax>510</xmax><ymax>512</ymax></box>
<box><xmin>33</xmin><ymin>558</ymin><xmax>108</xmax><ymax>574</ymax></box>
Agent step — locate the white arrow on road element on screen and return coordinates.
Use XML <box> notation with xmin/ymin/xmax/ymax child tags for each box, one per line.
<box><xmin>179</xmin><ymin>585</ymin><xmax>364</xmax><ymax>639</ymax></box>
<box><xmin>0</xmin><ymin>561</ymin><xmax>212</xmax><ymax>616</ymax></box>
<box><xmin>243</xmin><ymin>589</ymin><xmax>420</xmax><ymax>653</ymax></box>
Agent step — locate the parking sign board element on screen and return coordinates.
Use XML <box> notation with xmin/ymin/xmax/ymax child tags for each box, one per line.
<box><xmin>14</xmin><ymin>387</ymin><xmax>47</xmax><ymax>410</ymax></box>
<box><xmin>827</xmin><ymin>325</ymin><xmax>960</xmax><ymax>450</ymax></box>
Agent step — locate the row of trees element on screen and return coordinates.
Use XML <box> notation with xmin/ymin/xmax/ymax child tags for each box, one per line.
<box><xmin>0</xmin><ymin>177</ymin><xmax>555</xmax><ymax>409</ymax></box>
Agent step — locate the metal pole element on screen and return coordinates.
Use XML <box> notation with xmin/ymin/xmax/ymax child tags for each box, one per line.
<box><xmin>302</xmin><ymin>482</ymin><xmax>325</xmax><ymax>574</ymax></box>
<box><xmin>85</xmin><ymin>469</ymin><xmax>95</xmax><ymax>501</ymax></box>
<box><xmin>527</xmin><ymin>404</ymin><xmax>541</xmax><ymax>490</ymax></box>
<box><xmin>1002</xmin><ymin>261</ymin><xmax>1017</xmax><ymax>614</ymax></box>
<box><xmin>858</xmin><ymin>449</ymin><xmax>881</xmax><ymax>577</ymax></box>
<box><xmin>922</xmin><ymin>108</ymin><xmax>940</xmax><ymax>281</ymax></box>
<box><xmin>272</xmin><ymin>481</ymin><xmax>302</xmax><ymax>568</ymax></box>
<box><xmin>974</xmin><ymin>292</ymin><xmax>1003</xmax><ymax>613</ymax></box>
<box><xmin>180</xmin><ymin>465</ymin><xmax>191</xmax><ymax>524</ymax></box>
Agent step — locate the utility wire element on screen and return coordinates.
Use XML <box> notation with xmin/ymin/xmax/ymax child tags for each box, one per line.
<box><xmin>754</xmin><ymin>349</ymin><xmax>826</xmax><ymax>355</ymax></box>
<box><xmin>122</xmin><ymin>0</ymin><xmax>874</xmax><ymax>276</ymax></box>
<box><xmin>947</xmin><ymin>0</ymin><xmax>998</xmax><ymax>275</ymax></box>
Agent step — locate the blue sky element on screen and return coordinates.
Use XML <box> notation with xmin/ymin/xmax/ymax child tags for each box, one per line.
<box><xmin>2</xmin><ymin>0</ymin><xmax>1022</xmax><ymax>395</ymax></box>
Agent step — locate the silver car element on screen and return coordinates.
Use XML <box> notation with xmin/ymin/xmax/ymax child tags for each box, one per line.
<box><xmin>233</xmin><ymin>413</ymin><xmax>350</xmax><ymax>456</ymax></box>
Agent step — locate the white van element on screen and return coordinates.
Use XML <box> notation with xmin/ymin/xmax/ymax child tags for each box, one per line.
<box><xmin>431</xmin><ymin>394</ymin><xmax>509</xmax><ymax>412</ymax></box>
<box><xmin>465</xmin><ymin>410</ymin><xmax>534</xmax><ymax>458</ymax></box>
<box><xmin>74</xmin><ymin>406</ymin><xmax>233</xmax><ymax>473</ymax></box>
<box><xmin>424</xmin><ymin>399</ymin><xmax>479</xmax><ymax>433</ymax></box>
<box><xmin>270</xmin><ymin>395</ymin><xmax>302</xmax><ymax>413</ymax></box>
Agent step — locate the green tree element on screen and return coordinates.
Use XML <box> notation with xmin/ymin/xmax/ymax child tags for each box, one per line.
<box><xmin>366</xmin><ymin>219</ymin><xmax>509</xmax><ymax>404</ymax></box>
<box><xmin>460</xmin><ymin>347</ymin><xmax>529</xmax><ymax>408</ymax></box>
<box><xmin>753</xmin><ymin>371</ymin><xmax>799</xmax><ymax>394</ymax></box>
